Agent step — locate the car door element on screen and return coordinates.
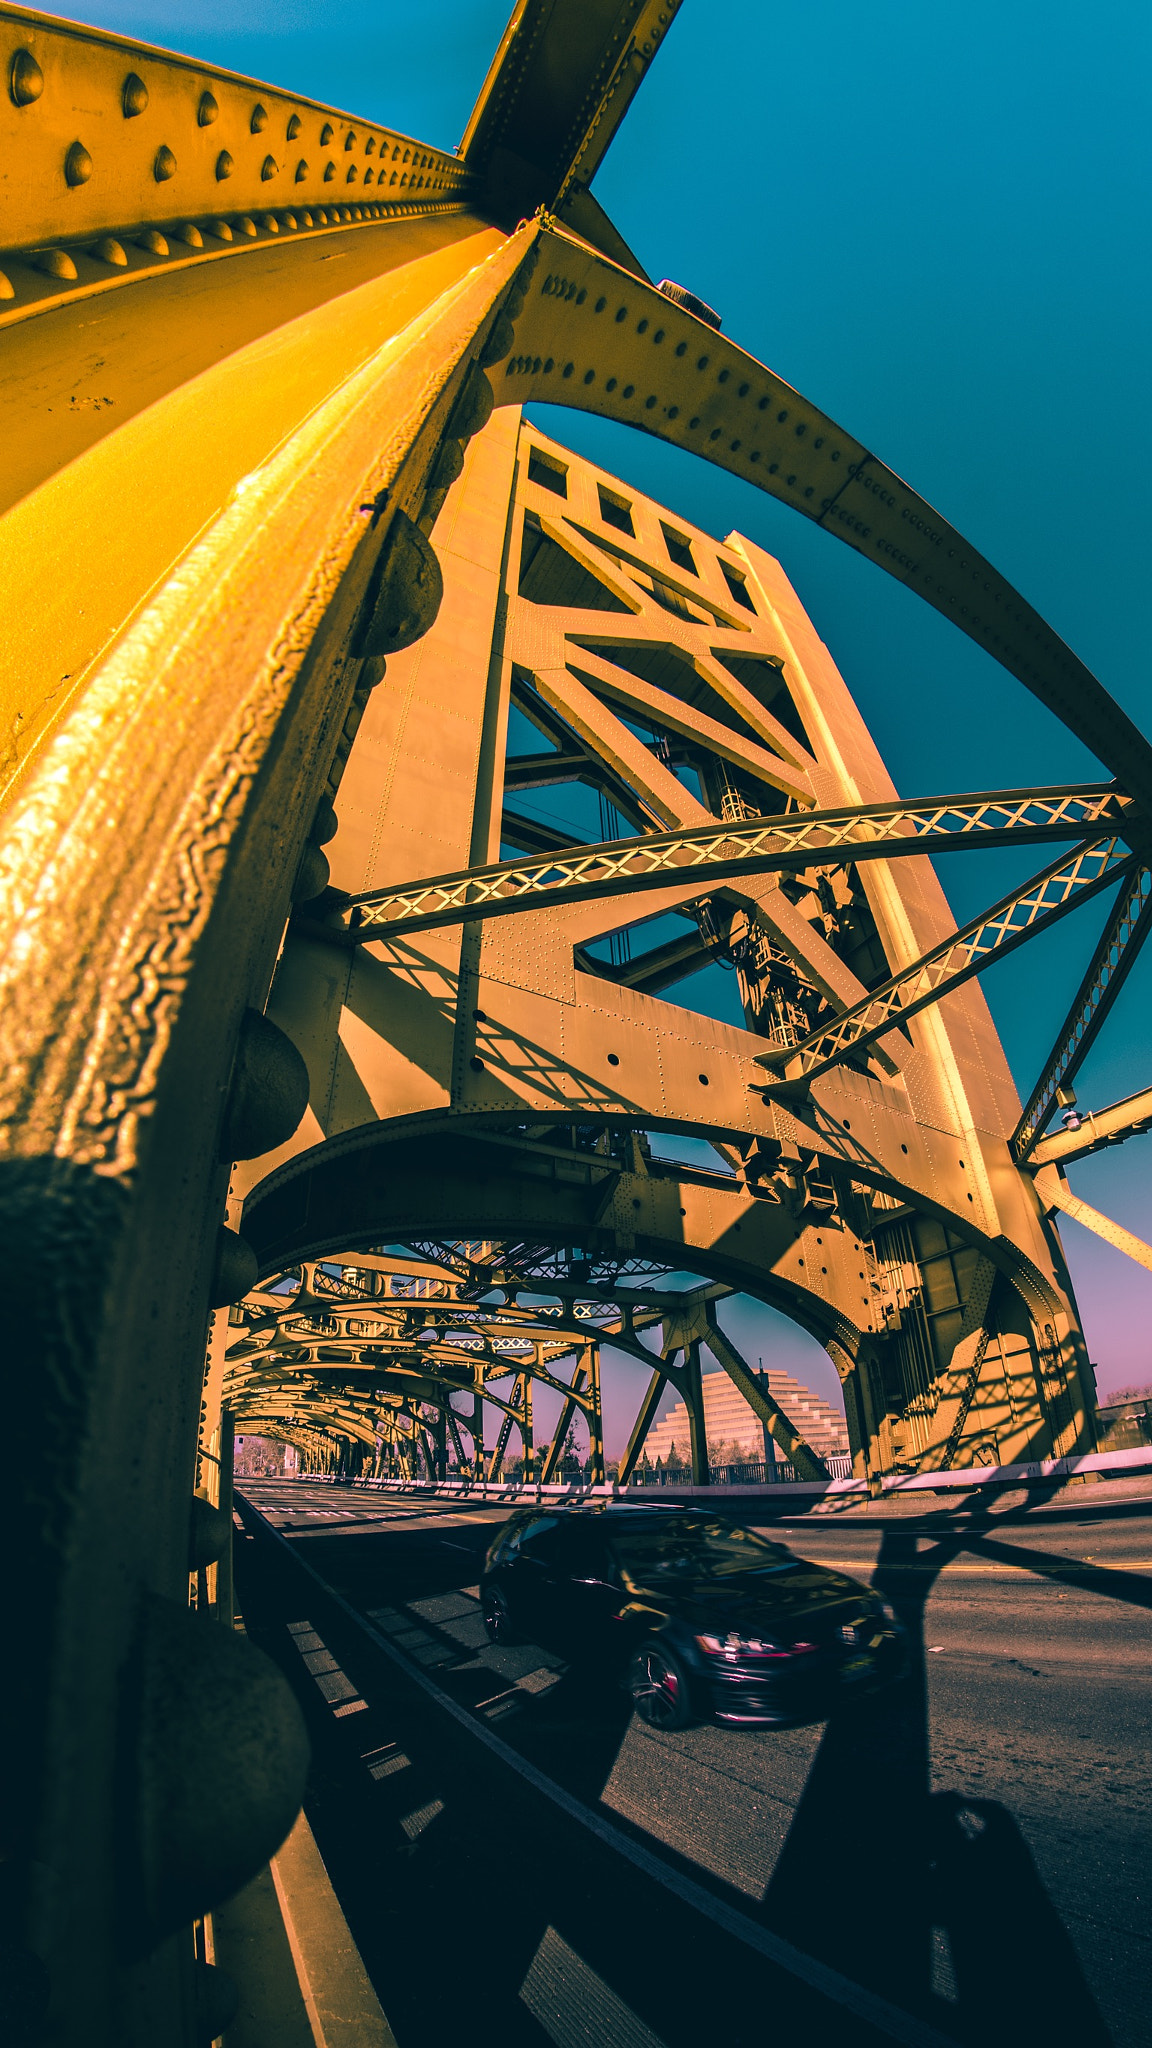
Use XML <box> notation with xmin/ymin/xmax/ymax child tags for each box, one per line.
<box><xmin>500</xmin><ymin>1515</ymin><xmax>559</xmax><ymax>1639</ymax></box>
<box><xmin>540</xmin><ymin>1521</ymin><xmax>624</xmax><ymax>1656</ymax></box>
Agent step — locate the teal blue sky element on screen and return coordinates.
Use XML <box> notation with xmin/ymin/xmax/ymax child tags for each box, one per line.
<box><xmin>70</xmin><ymin>1</ymin><xmax>1152</xmax><ymax>1423</ymax></box>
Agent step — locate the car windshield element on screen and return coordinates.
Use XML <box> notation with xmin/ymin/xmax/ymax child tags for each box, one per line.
<box><xmin>608</xmin><ymin>1518</ymin><xmax>795</xmax><ymax>1582</ymax></box>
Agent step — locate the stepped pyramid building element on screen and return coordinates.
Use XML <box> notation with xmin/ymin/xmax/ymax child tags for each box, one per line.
<box><xmin>646</xmin><ymin>1370</ymin><xmax>850</xmax><ymax>1467</ymax></box>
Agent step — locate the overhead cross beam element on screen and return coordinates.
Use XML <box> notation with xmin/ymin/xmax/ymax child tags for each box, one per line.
<box><xmin>755</xmin><ymin>838</ymin><xmax>1137</xmax><ymax>1085</ymax></box>
<box><xmin>336</xmin><ymin>783</ymin><xmax>1125</xmax><ymax>941</ymax></box>
<box><xmin>460</xmin><ymin>0</ymin><xmax>682</xmax><ymax>244</ymax></box>
<box><xmin>1028</xmin><ymin>1082</ymin><xmax>1152</xmax><ymax>1168</ymax></box>
<box><xmin>1012</xmin><ymin>866</ymin><xmax>1152</xmax><ymax>1158</ymax></box>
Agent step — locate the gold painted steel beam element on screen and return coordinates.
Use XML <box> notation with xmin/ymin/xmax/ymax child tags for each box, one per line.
<box><xmin>498</xmin><ymin>227</ymin><xmax>1152</xmax><ymax>822</ymax></box>
<box><xmin>1012</xmin><ymin>866</ymin><xmax>1152</xmax><ymax>1158</ymax></box>
<box><xmin>460</xmin><ymin>0</ymin><xmax>682</xmax><ymax>226</ymax></box>
<box><xmin>0</xmin><ymin>4</ymin><xmax>471</xmax><ymax>300</ymax></box>
<box><xmin>338</xmin><ymin>783</ymin><xmax>1123</xmax><ymax>939</ymax></box>
<box><xmin>755</xmin><ymin>839</ymin><xmax>1137</xmax><ymax>1084</ymax></box>
<box><xmin>1028</xmin><ymin>1085</ymin><xmax>1152</xmax><ymax>1167</ymax></box>
<box><xmin>1037</xmin><ymin>1166</ymin><xmax>1152</xmax><ymax>1277</ymax></box>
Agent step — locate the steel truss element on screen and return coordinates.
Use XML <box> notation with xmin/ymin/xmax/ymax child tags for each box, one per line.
<box><xmin>754</xmin><ymin>838</ymin><xmax>1136</xmax><ymax>1083</ymax></box>
<box><xmin>1013</xmin><ymin>866</ymin><xmax>1152</xmax><ymax>1156</ymax></box>
<box><xmin>338</xmin><ymin>783</ymin><xmax>1128</xmax><ymax>940</ymax></box>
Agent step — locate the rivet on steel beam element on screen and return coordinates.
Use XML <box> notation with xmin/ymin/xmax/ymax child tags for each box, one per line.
<box><xmin>198</xmin><ymin>90</ymin><xmax>218</xmax><ymax>126</ymax></box>
<box><xmin>137</xmin><ymin>228</ymin><xmax>169</xmax><ymax>254</ymax></box>
<box><xmin>189</xmin><ymin>1493</ymin><xmax>230</xmax><ymax>1570</ymax></box>
<box><xmin>220</xmin><ymin>1010</ymin><xmax>310</xmax><ymax>1160</ymax></box>
<box><xmin>93</xmin><ymin>236</ymin><xmax>127</xmax><ymax>267</ymax></box>
<box><xmin>294</xmin><ymin>158</ymin><xmax>308</xmax><ymax>182</ymax></box>
<box><xmin>234</xmin><ymin>215</ymin><xmax>257</xmax><ymax>237</ymax></box>
<box><xmin>291</xmin><ymin>842</ymin><xmax>330</xmax><ymax>904</ymax></box>
<box><xmin>9</xmin><ymin>48</ymin><xmax>43</xmax><ymax>106</ymax></box>
<box><xmin>312</xmin><ymin>800</ymin><xmax>339</xmax><ymax>845</ymax></box>
<box><xmin>210</xmin><ymin>1226</ymin><xmax>259</xmax><ymax>1307</ymax></box>
<box><xmin>320</xmin><ymin>122</ymin><xmax>333</xmax><ymax>144</ymax></box>
<box><xmin>286</xmin><ymin>113</ymin><xmax>302</xmax><ymax>139</ymax></box>
<box><xmin>344</xmin><ymin>129</ymin><xmax>356</xmax><ymax>150</ymax></box>
<box><xmin>122</xmin><ymin>71</ymin><xmax>148</xmax><ymax>117</ymax></box>
<box><xmin>36</xmin><ymin>248</ymin><xmax>78</xmax><ymax>280</ymax></box>
<box><xmin>154</xmin><ymin>145</ymin><xmax>177</xmax><ymax>182</ymax></box>
<box><xmin>176</xmin><ymin>223</ymin><xmax>204</xmax><ymax>247</ymax></box>
<box><xmin>208</xmin><ymin>218</ymin><xmax>233</xmax><ymax>242</ymax></box>
<box><xmin>299</xmin><ymin>210</ymin><xmax>314</xmax><ymax>227</ymax></box>
<box><xmin>215</xmin><ymin>149</ymin><xmax>234</xmax><ymax>181</ymax></box>
<box><xmin>353</xmin><ymin>511</ymin><xmax>444</xmax><ymax>660</ymax></box>
<box><xmin>119</xmin><ymin>1593</ymin><xmax>308</xmax><ymax>1950</ymax></box>
<box><xmin>323</xmin><ymin>161</ymin><xmax>335</xmax><ymax>182</ymax></box>
<box><xmin>258</xmin><ymin>212</ymin><xmax>279</xmax><ymax>233</ymax></box>
<box><xmin>429</xmin><ymin>439</ymin><xmax>465</xmax><ymax>495</ymax></box>
<box><xmin>260</xmin><ymin>155</ymin><xmax>278</xmax><ymax>181</ymax></box>
<box><xmin>64</xmin><ymin>140</ymin><xmax>92</xmax><ymax>187</ymax></box>
<box><xmin>478</xmin><ymin>313</ymin><xmax>515</xmax><ymax>368</ymax></box>
<box><xmin>448</xmin><ymin>362</ymin><xmax>495</xmax><ymax>442</ymax></box>
<box><xmin>250</xmin><ymin>102</ymin><xmax>268</xmax><ymax>133</ymax></box>
<box><xmin>0</xmin><ymin>270</ymin><xmax>13</xmax><ymax>300</ymax></box>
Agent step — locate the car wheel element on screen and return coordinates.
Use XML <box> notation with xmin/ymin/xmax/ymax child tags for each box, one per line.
<box><xmin>628</xmin><ymin>1642</ymin><xmax>695</xmax><ymax>1729</ymax></box>
<box><xmin>482</xmin><ymin>1587</ymin><xmax>520</xmax><ymax>1645</ymax></box>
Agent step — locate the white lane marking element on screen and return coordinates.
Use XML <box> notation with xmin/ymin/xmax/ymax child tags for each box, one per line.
<box><xmin>400</xmin><ymin>1799</ymin><xmax>444</xmax><ymax>1841</ymax></box>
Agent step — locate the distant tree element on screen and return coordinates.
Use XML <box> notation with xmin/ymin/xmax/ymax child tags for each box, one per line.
<box><xmin>666</xmin><ymin>1441</ymin><xmax>685</xmax><ymax>1472</ymax></box>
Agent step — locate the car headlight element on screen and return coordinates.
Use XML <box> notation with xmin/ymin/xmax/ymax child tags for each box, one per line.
<box><xmin>696</xmin><ymin>1632</ymin><xmax>816</xmax><ymax>1660</ymax></box>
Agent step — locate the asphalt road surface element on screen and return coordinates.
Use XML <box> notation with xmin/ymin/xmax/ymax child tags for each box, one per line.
<box><xmin>239</xmin><ymin>1481</ymin><xmax>1152</xmax><ymax>2047</ymax></box>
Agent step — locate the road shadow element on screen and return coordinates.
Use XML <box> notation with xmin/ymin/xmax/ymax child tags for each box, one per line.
<box><xmin>756</xmin><ymin>1525</ymin><xmax>1113</xmax><ymax>2043</ymax></box>
<box><xmin>252</xmin><ymin>1494</ymin><xmax>1118</xmax><ymax>2046</ymax></box>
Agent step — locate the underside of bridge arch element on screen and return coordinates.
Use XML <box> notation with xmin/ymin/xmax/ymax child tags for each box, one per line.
<box><xmin>4</xmin><ymin>6</ymin><xmax>1148</xmax><ymax>2043</ymax></box>
<box><xmin>237</xmin><ymin>1102</ymin><xmax>1088</xmax><ymax>1482</ymax></box>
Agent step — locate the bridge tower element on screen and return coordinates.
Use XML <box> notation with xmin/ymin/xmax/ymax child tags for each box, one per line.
<box><xmin>2</xmin><ymin>4</ymin><xmax>1149</xmax><ymax>2043</ymax></box>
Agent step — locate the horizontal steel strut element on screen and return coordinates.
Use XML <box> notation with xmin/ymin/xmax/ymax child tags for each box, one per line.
<box><xmin>337</xmin><ymin>783</ymin><xmax>1128</xmax><ymax>940</ymax></box>
<box><xmin>754</xmin><ymin>838</ymin><xmax>1137</xmax><ymax>1082</ymax></box>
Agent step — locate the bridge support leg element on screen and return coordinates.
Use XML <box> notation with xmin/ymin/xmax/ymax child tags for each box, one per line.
<box><xmin>541</xmin><ymin>1360</ymin><xmax>589</xmax><ymax>1484</ymax></box>
<box><xmin>704</xmin><ymin>1305</ymin><xmax>827</xmax><ymax>1482</ymax></box>
<box><xmin>684</xmin><ymin>1342</ymin><xmax>710</xmax><ymax>1487</ymax></box>
<box><xmin>618</xmin><ymin>1367</ymin><xmax>666</xmax><ymax>1484</ymax></box>
<box><xmin>472</xmin><ymin>1382</ymin><xmax>485</xmax><ymax>1486</ymax></box>
<box><xmin>587</xmin><ymin>1343</ymin><xmax>605</xmax><ymax>1487</ymax></box>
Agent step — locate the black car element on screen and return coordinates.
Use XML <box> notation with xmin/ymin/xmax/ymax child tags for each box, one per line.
<box><xmin>480</xmin><ymin>1504</ymin><xmax>905</xmax><ymax>1729</ymax></box>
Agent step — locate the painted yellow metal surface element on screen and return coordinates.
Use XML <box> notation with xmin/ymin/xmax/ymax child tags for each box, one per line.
<box><xmin>2</xmin><ymin>5</ymin><xmax>1146</xmax><ymax>2043</ymax></box>
<box><xmin>0</xmin><ymin>215</ymin><xmax>503</xmax><ymax>802</ymax></box>
<box><xmin>0</xmin><ymin>4</ymin><xmax>469</xmax><ymax>259</ymax></box>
